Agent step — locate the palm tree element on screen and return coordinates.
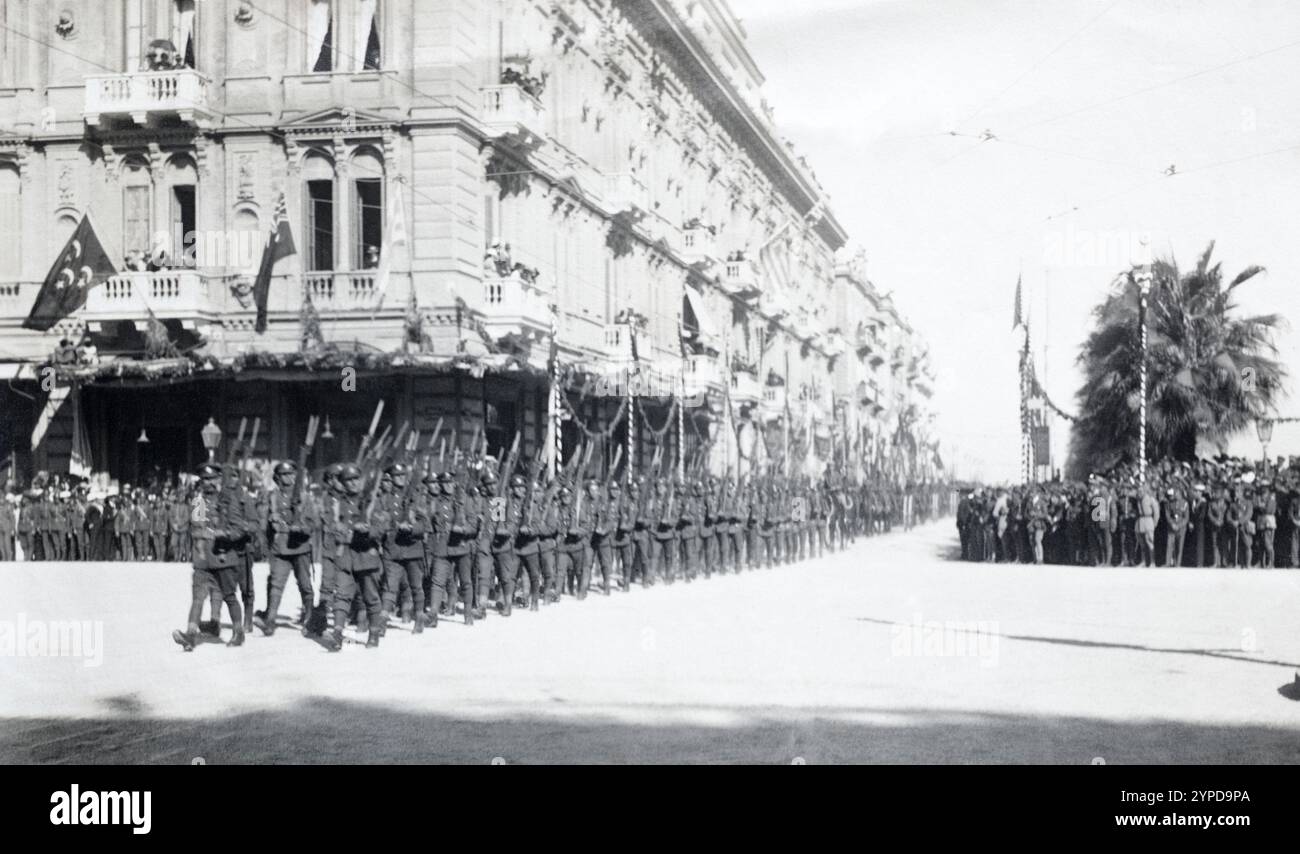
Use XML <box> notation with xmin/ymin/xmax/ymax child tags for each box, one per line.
<box><xmin>1065</xmin><ymin>242</ymin><xmax>1286</xmax><ymax>478</ymax></box>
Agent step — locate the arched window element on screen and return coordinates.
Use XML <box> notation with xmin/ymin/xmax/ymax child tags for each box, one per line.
<box><xmin>351</xmin><ymin>149</ymin><xmax>383</xmax><ymax>269</ymax></box>
<box><xmin>0</xmin><ymin>164</ymin><xmax>20</xmax><ymax>280</ymax></box>
<box><xmin>121</xmin><ymin>158</ymin><xmax>152</xmax><ymax>269</ymax></box>
<box><xmin>302</xmin><ymin>152</ymin><xmax>335</xmax><ymax>271</ymax></box>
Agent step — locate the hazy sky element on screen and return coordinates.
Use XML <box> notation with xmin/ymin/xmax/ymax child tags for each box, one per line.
<box><xmin>737</xmin><ymin>0</ymin><xmax>1300</xmax><ymax>481</ymax></box>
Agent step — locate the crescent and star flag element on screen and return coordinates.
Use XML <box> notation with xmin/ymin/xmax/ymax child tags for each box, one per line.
<box><xmin>23</xmin><ymin>215</ymin><xmax>117</xmax><ymax>331</ymax></box>
<box><xmin>253</xmin><ymin>194</ymin><xmax>296</xmax><ymax>333</ymax></box>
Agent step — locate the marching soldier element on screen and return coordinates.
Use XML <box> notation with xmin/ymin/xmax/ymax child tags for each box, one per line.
<box><xmin>325</xmin><ymin>464</ymin><xmax>384</xmax><ymax>651</ymax></box>
<box><xmin>262</xmin><ymin>461</ymin><xmax>318</xmax><ymax>636</ymax></box>
<box><xmin>586</xmin><ymin>478</ymin><xmax>614</xmax><ymax>595</ymax></box>
<box><xmin>377</xmin><ymin>462</ymin><xmax>430</xmax><ymax>632</ymax></box>
<box><xmin>1207</xmin><ymin>484</ymin><xmax>1228</xmax><ymax>567</ymax></box>
<box><xmin>172</xmin><ymin>463</ymin><xmax>248</xmax><ymax>651</ymax></box>
<box><xmin>483</xmin><ymin>472</ymin><xmax>523</xmax><ymax>616</ymax></box>
<box><xmin>304</xmin><ymin>463</ymin><xmax>344</xmax><ymax>636</ymax></box>
<box><xmin>555</xmin><ymin>483</ymin><xmax>587</xmax><ymax>598</ymax></box>
<box><xmin>610</xmin><ymin>479</ymin><xmax>635</xmax><ymax>592</ymax></box>
<box><xmin>651</xmin><ymin>476</ymin><xmax>676</xmax><ymax>582</ymax></box>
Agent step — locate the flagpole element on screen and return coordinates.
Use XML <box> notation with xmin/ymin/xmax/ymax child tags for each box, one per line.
<box><xmin>1137</xmin><ymin>267</ymin><xmax>1152</xmax><ymax>483</ymax></box>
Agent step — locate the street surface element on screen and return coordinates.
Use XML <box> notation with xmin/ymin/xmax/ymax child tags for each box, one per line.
<box><xmin>3</xmin><ymin>521</ymin><xmax>1299</xmax><ymax>763</ymax></box>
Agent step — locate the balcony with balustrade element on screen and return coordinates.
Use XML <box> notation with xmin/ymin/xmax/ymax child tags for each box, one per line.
<box><xmin>721</xmin><ymin>257</ymin><xmax>760</xmax><ymax>298</ymax></box>
<box><xmin>683</xmin><ymin>352</ymin><xmax>723</xmax><ymax>396</ymax></box>
<box><xmin>84</xmin><ymin>69</ymin><xmax>214</xmax><ymax>128</ymax></box>
<box><xmin>475</xmin><ymin>272</ymin><xmax>553</xmax><ymax>340</ymax></box>
<box><xmin>680</xmin><ymin>225</ymin><xmax>718</xmax><ymax>268</ymax></box>
<box><xmin>481</xmin><ymin>83</ymin><xmax>546</xmax><ymax>145</ymax></box>
<box><xmin>81</xmin><ymin>270</ymin><xmax>221</xmax><ymax>332</ymax></box>
<box><xmin>760</xmin><ymin>384</ymin><xmax>787</xmax><ymax>420</ymax></box>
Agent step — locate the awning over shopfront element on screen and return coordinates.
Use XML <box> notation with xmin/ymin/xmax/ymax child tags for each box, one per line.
<box><xmin>682</xmin><ymin>287</ymin><xmax>720</xmax><ymax>348</ymax></box>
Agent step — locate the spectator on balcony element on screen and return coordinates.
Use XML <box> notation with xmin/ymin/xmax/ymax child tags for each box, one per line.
<box><xmin>363</xmin><ymin>245</ymin><xmax>380</xmax><ymax>270</ymax></box>
<box><xmin>125</xmin><ymin>250</ymin><xmax>149</xmax><ymax>272</ymax></box>
<box><xmin>484</xmin><ymin>240</ymin><xmax>513</xmax><ymax>277</ymax></box>
<box><xmin>513</xmin><ymin>263</ymin><xmax>540</xmax><ymax>287</ymax></box>
<box><xmin>147</xmin><ymin>249</ymin><xmax>171</xmax><ymax>272</ymax></box>
<box><xmin>144</xmin><ymin>39</ymin><xmax>182</xmax><ymax>72</ymax></box>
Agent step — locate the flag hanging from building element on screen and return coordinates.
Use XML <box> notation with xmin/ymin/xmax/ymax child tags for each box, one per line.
<box><xmin>23</xmin><ymin>214</ymin><xmax>117</xmax><ymax>331</ymax></box>
<box><xmin>253</xmin><ymin>194</ymin><xmax>296</xmax><ymax>334</ymax></box>
<box><xmin>69</xmin><ymin>386</ymin><xmax>93</xmax><ymax>479</ymax></box>
<box><xmin>371</xmin><ymin>180</ymin><xmax>407</xmax><ymax>317</ymax></box>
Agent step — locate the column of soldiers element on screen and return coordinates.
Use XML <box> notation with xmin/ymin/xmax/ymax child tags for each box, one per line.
<box><xmin>954</xmin><ymin>456</ymin><xmax>1300</xmax><ymax>568</ymax></box>
<box><xmin>161</xmin><ymin>425</ymin><xmax>951</xmax><ymax>652</ymax></box>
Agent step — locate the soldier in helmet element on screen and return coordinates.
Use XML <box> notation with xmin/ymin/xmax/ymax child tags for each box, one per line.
<box><xmin>262</xmin><ymin>461</ymin><xmax>317</xmax><ymax>636</ymax></box>
<box><xmin>624</xmin><ymin>477</ymin><xmax>647</xmax><ymax>587</ymax></box>
<box><xmin>606</xmin><ymin>478</ymin><xmax>633</xmax><ymax>592</ymax></box>
<box><xmin>420</xmin><ymin>471</ymin><xmax>453</xmax><ymax>626</ymax></box>
<box><xmin>324</xmin><ymin>463</ymin><xmax>384</xmax><ymax>650</ymax></box>
<box><xmin>172</xmin><ymin>463</ymin><xmax>248</xmax><ymax>651</ymax></box>
<box><xmin>555</xmin><ymin>483</ymin><xmax>585</xmax><ymax>598</ymax></box>
<box><xmin>305</xmin><ymin>462</ymin><xmax>344</xmax><ymax>636</ymax></box>
<box><xmin>679</xmin><ymin>480</ymin><xmax>703</xmax><ymax>581</ymax></box>
<box><xmin>650</xmin><ymin>475</ymin><xmax>675</xmax><ymax>584</ymax></box>
<box><xmin>377</xmin><ymin>462</ymin><xmax>430</xmax><ymax>632</ymax></box>
<box><xmin>585</xmin><ymin>477</ymin><xmax>613</xmax><ymax>595</ymax></box>
<box><xmin>480</xmin><ymin>470</ymin><xmax>519</xmax><ymax>615</ymax></box>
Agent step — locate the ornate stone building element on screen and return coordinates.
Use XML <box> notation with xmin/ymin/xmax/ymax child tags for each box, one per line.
<box><xmin>0</xmin><ymin>0</ymin><xmax>933</xmax><ymax>484</ymax></box>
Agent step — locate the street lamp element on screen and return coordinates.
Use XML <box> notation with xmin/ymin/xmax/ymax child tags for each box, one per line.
<box><xmin>1256</xmin><ymin>418</ymin><xmax>1273</xmax><ymax>477</ymax></box>
<box><xmin>200</xmin><ymin>417</ymin><xmax>222</xmax><ymax>462</ymax></box>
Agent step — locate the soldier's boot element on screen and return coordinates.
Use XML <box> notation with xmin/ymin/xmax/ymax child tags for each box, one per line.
<box><xmin>366</xmin><ymin>627</ymin><xmax>382</xmax><ymax>648</ymax></box>
<box><xmin>227</xmin><ymin>627</ymin><xmax>245</xmax><ymax>648</ymax></box>
<box><xmin>172</xmin><ymin>628</ymin><xmax>198</xmax><ymax>652</ymax></box>
<box><xmin>500</xmin><ymin>584</ymin><xmax>515</xmax><ymax>616</ymax></box>
<box><xmin>262</xmin><ymin>593</ymin><xmax>281</xmax><ymax>636</ymax></box>
<box><xmin>325</xmin><ymin>627</ymin><xmax>344</xmax><ymax>652</ymax></box>
<box><xmin>529</xmin><ymin>589</ymin><xmax>540</xmax><ymax>611</ymax></box>
<box><xmin>412</xmin><ymin>612</ymin><xmax>425</xmax><ymax>634</ymax></box>
<box><xmin>242</xmin><ymin>605</ymin><xmax>254</xmax><ymax>634</ymax></box>
<box><xmin>198</xmin><ymin>619</ymin><xmax>220</xmax><ymax>637</ymax></box>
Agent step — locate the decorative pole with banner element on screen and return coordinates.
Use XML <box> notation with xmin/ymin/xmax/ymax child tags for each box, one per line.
<box><xmin>547</xmin><ymin>287</ymin><xmax>560</xmax><ymax>479</ymax></box>
<box><xmin>1136</xmin><ymin>267</ymin><xmax>1152</xmax><ymax>483</ymax></box>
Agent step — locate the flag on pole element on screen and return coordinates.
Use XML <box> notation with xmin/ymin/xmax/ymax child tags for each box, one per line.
<box><xmin>253</xmin><ymin>193</ymin><xmax>296</xmax><ymax>333</ymax></box>
<box><xmin>23</xmin><ymin>214</ymin><xmax>117</xmax><ymax>331</ymax></box>
<box><xmin>1011</xmin><ymin>273</ymin><xmax>1023</xmax><ymax>330</ymax></box>
<box><xmin>371</xmin><ymin>180</ymin><xmax>408</xmax><ymax>317</ymax></box>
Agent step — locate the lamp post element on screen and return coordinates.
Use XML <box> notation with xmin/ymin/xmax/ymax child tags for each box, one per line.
<box><xmin>1256</xmin><ymin>418</ymin><xmax>1273</xmax><ymax>478</ymax></box>
<box><xmin>136</xmin><ymin>428</ymin><xmax>149</xmax><ymax>487</ymax></box>
<box><xmin>1135</xmin><ymin>267</ymin><xmax>1153</xmax><ymax>483</ymax></box>
<box><xmin>200</xmin><ymin>417</ymin><xmax>222</xmax><ymax>463</ymax></box>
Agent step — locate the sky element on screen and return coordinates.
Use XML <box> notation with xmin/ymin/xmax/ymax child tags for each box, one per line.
<box><xmin>736</xmin><ymin>0</ymin><xmax>1300</xmax><ymax>482</ymax></box>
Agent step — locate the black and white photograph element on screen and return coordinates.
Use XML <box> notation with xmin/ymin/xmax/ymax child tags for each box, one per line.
<box><xmin>0</xmin><ymin>0</ymin><xmax>1297</xmax><ymax>794</ymax></box>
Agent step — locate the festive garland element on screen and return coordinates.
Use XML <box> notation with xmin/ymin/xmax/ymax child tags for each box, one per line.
<box><xmin>639</xmin><ymin>396</ymin><xmax>677</xmax><ymax>438</ymax></box>
<box><xmin>44</xmin><ymin>347</ymin><xmax>547</xmax><ymax>385</ymax></box>
<box><xmin>560</xmin><ymin>387</ymin><xmax>630</xmax><ymax>438</ymax></box>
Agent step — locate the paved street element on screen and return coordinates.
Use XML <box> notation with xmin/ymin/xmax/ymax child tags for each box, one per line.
<box><xmin>2</xmin><ymin>521</ymin><xmax>1299</xmax><ymax>764</ymax></box>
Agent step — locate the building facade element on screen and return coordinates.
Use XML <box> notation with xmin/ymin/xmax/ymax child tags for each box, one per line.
<box><xmin>0</xmin><ymin>0</ymin><xmax>935</xmax><ymax>486</ymax></box>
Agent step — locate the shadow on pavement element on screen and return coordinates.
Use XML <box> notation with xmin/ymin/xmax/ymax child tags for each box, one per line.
<box><xmin>855</xmin><ymin>616</ymin><xmax>1300</xmax><ymax>669</ymax></box>
<box><xmin>4</xmin><ymin>697</ymin><xmax>1299</xmax><ymax>764</ymax></box>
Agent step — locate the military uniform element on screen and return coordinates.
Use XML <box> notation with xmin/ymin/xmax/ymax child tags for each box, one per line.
<box><xmin>326</xmin><ymin>464</ymin><xmax>385</xmax><ymax>650</ymax></box>
<box><xmin>263</xmin><ymin>461</ymin><xmax>319</xmax><ymax>636</ymax></box>
<box><xmin>172</xmin><ymin>464</ymin><xmax>249</xmax><ymax>651</ymax></box>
